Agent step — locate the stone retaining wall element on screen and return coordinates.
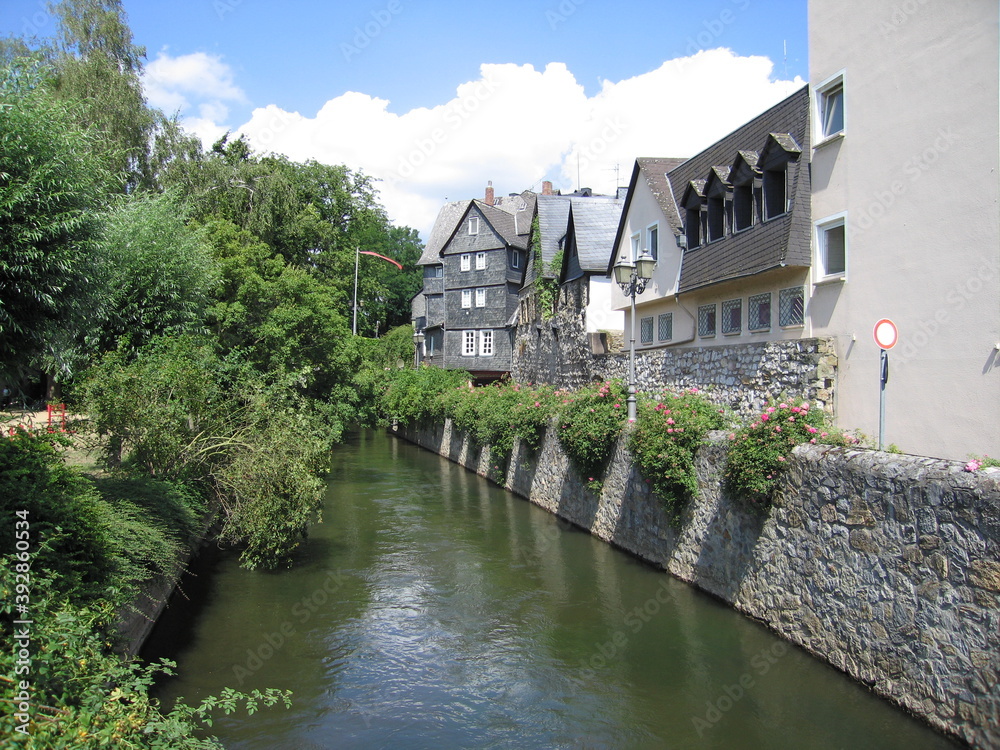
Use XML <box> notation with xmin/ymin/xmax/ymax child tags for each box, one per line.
<box><xmin>513</xmin><ymin>333</ymin><xmax>838</xmax><ymax>420</ymax></box>
<box><xmin>392</xmin><ymin>419</ymin><xmax>1000</xmax><ymax>748</ymax></box>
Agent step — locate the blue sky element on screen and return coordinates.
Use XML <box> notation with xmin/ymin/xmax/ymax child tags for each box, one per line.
<box><xmin>1</xmin><ymin>0</ymin><xmax>809</xmax><ymax>238</ymax></box>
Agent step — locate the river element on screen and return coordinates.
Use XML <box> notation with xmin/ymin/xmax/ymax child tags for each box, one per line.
<box><xmin>145</xmin><ymin>429</ymin><xmax>959</xmax><ymax>749</ymax></box>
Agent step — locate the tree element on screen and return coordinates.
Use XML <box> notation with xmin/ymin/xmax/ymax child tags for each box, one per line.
<box><xmin>0</xmin><ymin>62</ymin><xmax>114</xmax><ymax>377</ymax></box>
<box><xmin>48</xmin><ymin>0</ymin><xmax>154</xmax><ymax>189</ymax></box>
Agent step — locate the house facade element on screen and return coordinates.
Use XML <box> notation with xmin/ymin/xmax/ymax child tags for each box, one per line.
<box><xmin>413</xmin><ymin>186</ymin><xmax>534</xmax><ymax>382</ymax></box>
<box><xmin>807</xmin><ymin>0</ymin><xmax>999</xmax><ymax>458</ymax></box>
<box><xmin>608</xmin><ymin>88</ymin><xmax>813</xmax><ymax>357</ymax></box>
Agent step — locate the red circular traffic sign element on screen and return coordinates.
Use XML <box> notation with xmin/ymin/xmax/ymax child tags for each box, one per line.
<box><xmin>873</xmin><ymin>318</ymin><xmax>898</xmax><ymax>350</ymax></box>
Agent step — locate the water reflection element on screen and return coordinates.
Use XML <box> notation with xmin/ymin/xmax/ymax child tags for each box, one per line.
<box><xmin>147</xmin><ymin>429</ymin><xmax>959</xmax><ymax>750</ymax></box>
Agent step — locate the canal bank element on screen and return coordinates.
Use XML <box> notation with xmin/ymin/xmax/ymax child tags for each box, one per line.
<box><xmin>146</xmin><ymin>429</ymin><xmax>962</xmax><ymax>749</ymax></box>
<box><xmin>392</xmin><ymin>419</ymin><xmax>1000</xmax><ymax>749</ymax></box>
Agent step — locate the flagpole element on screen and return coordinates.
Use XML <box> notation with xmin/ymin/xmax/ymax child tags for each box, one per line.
<box><xmin>352</xmin><ymin>246</ymin><xmax>359</xmax><ymax>336</ymax></box>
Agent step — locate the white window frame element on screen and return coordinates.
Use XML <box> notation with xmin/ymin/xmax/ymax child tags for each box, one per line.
<box><xmin>815</xmin><ymin>70</ymin><xmax>846</xmax><ymax>144</ymax></box>
<box><xmin>461</xmin><ymin>289</ymin><xmax>472</xmax><ymax>308</ymax></box>
<box><xmin>468</xmin><ymin>217</ymin><xmax>479</xmax><ymax>235</ymax></box>
<box><xmin>475</xmin><ymin>251</ymin><xmax>487</xmax><ymax>270</ymax></box>
<box><xmin>815</xmin><ymin>212</ymin><xmax>847</xmax><ymax>281</ymax></box>
<box><xmin>510</xmin><ymin>251</ymin><xmax>520</xmax><ymax>269</ymax></box>
<box><xmin>463</xmin><ymin>330</ymin><xmax>476</xmax><ymax>356</ymax></box>
<box><xmin>646</xmin><ymin>224</ymin><xmax>659</xmax><ymax>260</ymax></box>
<box><xmin>475</xmin><ymin>287</ymin><xmax>486</xmax><ymax>307</ymax></box>
<box><xmin>460</xmin><ymin>253</ymin><xmax>471</xmax><ymax>272</ymax></box>
<box><xmin>479</xmin><ymin>329</ymin><xmax>493</xmax><ymax>356</ymax></box>
<box><xmin>630</xmin><ymin>233</ymin><xmax>640</xmax><ymax>261</ymax></box>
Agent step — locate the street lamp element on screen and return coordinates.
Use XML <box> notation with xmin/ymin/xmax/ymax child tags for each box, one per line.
<box><xmin>613</xmin><ymin>249</ymin><xmax>655</xmax><ymax>422</ymax></box>
<box><xmin>412</xmin><ymin>328</ymin><xmax>425</xmax><ymax>368</ymax></box>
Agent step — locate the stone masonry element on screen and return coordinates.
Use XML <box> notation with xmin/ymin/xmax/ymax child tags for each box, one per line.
<box><xmin>393</xmin><ymin>419</ymin><xmax>1000</xmax><ymax>749</ymax></box>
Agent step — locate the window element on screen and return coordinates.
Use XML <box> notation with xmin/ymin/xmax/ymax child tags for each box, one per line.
<box><xmin>722</xmin><ymin>298</ymin><xmax>742</xmax><ymax>334</ymax></box>
<box><xmin>698</xmin><ymin>303</ymin><xmax>716</xmax><ymax>337</ymax></box>
<box><xmin>708</xmin><ymin>195</ymin><xmax>725</xmax><ymax>242</ymax></box>
<box><xmin>685</xmin><ymin>207</ymin><xmax>701</xmax><ymax>249</ymax></box>
<box><xmin>631</xmin><ymin>233</ymin><xmax>640</xmax><ymax>260</ymax></box>
<box><xmin>510</xmin><ymin>251</ymin><xmax>520</xmax><ymax>269</ymax></box>
<box><xmin>463</xmin><ymin>330</ymin><xmax>476</xmax><ymax>355</ymax></box>
<box><xmin>779</xmin><ymin>286</ymin><xmax>805</xmax><ymax>327</ymax></box>
<box><xmin>657</xmin><ymin>313</ymin><xmax>673</xmax><ymax>342</ymax></box>
<box><xmin>479</xmin><ymin>330</ymin><xmax>493</xmax><ymax>356</ymax></box>
<box><xmin>475</xmin><ymin>288</ymin><xmax>486</xmax><ymax>307</ymax></box>
<box><xmin>647</xmin><ymin>225</ymin><xmax>659</xmax><ymax>260</ymax></box>
<box><xmin>640</xmin><ymin>316</ymin><xmax>654</xmax><ymax>344</ymax></box>
<box><xmin>460</xmin><ymin>254</ymin><xmax>471</xmax><ymax>272</ymax></box>
<box><xmin>748</xmin><ymin>293</ymin><xmax>771</xmax><ymax>331</ymax></box>
<box><xmin>818</xmin><ymin>73</ymin><xmax>845</xmax><ymax>140</ymax></box>
<box><xmin>461</xmin><ymin>289</ymin><xmax>472</xmax><ymax>308</ymax></box>
<box><xmin>426</xmin><ymin>332</ymin><xmax>435</xmax><ymax>355</ymax></box>
<box><xmin>475</xmin><ymin>252</ymin><xmax>486</xmax><ymax>270</ymax></box>
<box><xmin>423</xmin><ymin>264</ymin><xmax>443</xmax><ymax>278</ymax></box>
<box><xmin>468</xmin><ymin>217</ymin><xmax>479</xmax><ymax>235</ymax></box>
<box><xmin>733</xmin><ymin>183</ymin><xmax>754</xmax><ymax>232</ymax></box>
<box><xmin>763</xmin><ymin>169</ymin><xmax>786</xmax><ymax>220</ymax></box>
<box><xmin>817</xmin><ymin>216</ymin><xmax>847</xmax><ymax>278</ymax></box>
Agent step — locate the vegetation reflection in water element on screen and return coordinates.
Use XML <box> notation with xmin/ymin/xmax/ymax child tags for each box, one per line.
<box><xmin>147</xmin><ymin>430</ymin><xmax>960</xmax><ymax>750</ymax></box>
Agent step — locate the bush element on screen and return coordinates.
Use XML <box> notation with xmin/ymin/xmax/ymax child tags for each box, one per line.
<box><xmin>724</xmin><ymin>400</ymin><xmax>855</xmax><ymax>510</ymax></box>
<box><xmin>556</xmin><ymin>380</ymin><xmax>628</xmax><ymax>486</ymax></box>
<box><xmin>379</xmin><ymin>365</ymin><xmax>470</xmax><ymax>426</ymax></box>
<box><xmin>629</xmin><ymin>388</ymin><xmax>726</xmax><ymax>519</ymax></box>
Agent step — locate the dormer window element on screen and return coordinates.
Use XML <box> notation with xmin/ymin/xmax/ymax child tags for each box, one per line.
<box><xmin>686</xmin><ymin>206</ymin><xmax>702</xmax><ymax>249</ymax></box>
<box><xmin>708</xmin><ymin>195</ymin><xmax>725</xmax><ymax>241</ymax></box>
<box><xmin>682</xmin><ymin>180</ymin><xmax>707</xmax><ymax>250</ymax></box>
<box><xmin>758</xmin><ymin>134</ymin><xmax>801</xmax><ymax>221</ymax></box>
<box><xmin>763</xmin><ymin>169</ymin><xmax>787</xmax><ymax>220</ymax></box>
<box><xmin>733</xmin><ymin>183</ymin><xmax>754</xmax><ymax>231</ymax></box>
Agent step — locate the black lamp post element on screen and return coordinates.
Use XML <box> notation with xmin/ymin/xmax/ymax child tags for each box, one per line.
<box><xmin>613</xmin><ymin>249</ymin><xmax>655</xmax><ymax>421</ymax></box>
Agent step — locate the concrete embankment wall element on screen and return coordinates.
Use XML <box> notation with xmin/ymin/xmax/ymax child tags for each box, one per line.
<box><xmin>392</xmin><ymin>419</ymin><xmax>1000</xmax><ymax>749</ymax></box>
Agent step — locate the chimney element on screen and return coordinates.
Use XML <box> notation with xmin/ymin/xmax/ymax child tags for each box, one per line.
<box><xmin>542</xmin><ymin>180</ymin><xmax>553</xmax><ymax>196</ymax></box>
<box><xmin>484</xmin><ymin>180</ymin><xmax>495</xmax><ymax>206</ymax></box>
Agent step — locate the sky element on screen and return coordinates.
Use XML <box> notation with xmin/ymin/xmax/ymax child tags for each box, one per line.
<box><xmin>1</xmin><ymin>0</ymin><xmax>809</xmax><ymax>240</ymax></box>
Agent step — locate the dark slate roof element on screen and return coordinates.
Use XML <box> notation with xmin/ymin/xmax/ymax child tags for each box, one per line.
<box><xmin>563</xmin><ymin>198</ymin><xmax>625</xmax><ymax>278</ymax></box>
<box><xmin>477</xmin><ymin>191</ymin><xmax>536</xmax><ymax>249</ymax></box>
<box><xmin>669</xmin><ymin>86</ymin><xmax>811</xmax><ymax>293</ymax></box>
<box><xmin>418</xmin><ymin>200</ymin><xmax>470</xmax><ymax>266</ymax></box>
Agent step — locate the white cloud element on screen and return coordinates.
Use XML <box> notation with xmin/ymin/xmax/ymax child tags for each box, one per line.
<box><xmin>142</xmin><ymin>50</ymin><xmax>247</xmax><ymax>146</ymax></box>
<box><xmin>227</xmin><ymin>50</ymin><xmax>803</xmax><ymax>239</ymax></box>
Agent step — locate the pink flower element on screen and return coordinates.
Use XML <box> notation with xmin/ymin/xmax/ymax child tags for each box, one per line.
<box><xmin>766</xmin><ymin>407</ymin><xmax>776</xmax><ymax>414</ymax></box>
<box><xmin>809</xmin><ymin>438</ymin><xmax>816</xmax><ymax>444</ymax></box>
<box><xmin>779</xmin><ymin>403</ymin><xmax>788</xmax><ymax>409</ymax></box>
<box><xmin>666</xmin><ymin>418</ymin><xmax>675</xmax><ymax>425</ymax></box>
<box><xmin>761</xmin><ymin>414</ymin><xmax>770</xmax><ymax>422</ymax></box>
<box><xmin>728</xmin><ymin>433</ymin><xmax>736</xmax><ymax>440</ymax></box>
<box><xmin>628</xmin><ymin>418</ymin><xmax>636</xmax><ymax>424</ymax></box>
<box><xmin>787</xmin><ymin>417</ymin><xmax>795</xmax><ymax>422</ymax></box>
<box><xmin>775</xmin><ymin>426</ymin><xmax>782</xmax><ymax>432</ymax></box>
<box><xmin>965</xmin><ymin>459</ymin><xmax>982</xmax><ymax>472</ymax></box>
<box><xmin>777</xmin><ymin>456</ymin><xmax>786</xmax><ymax>462</ymax></box>
<box><xmin>534</xmin><ymin>401</ymin><xmax>540</xmax><ymax>407</ymax></box>
<box><xmin>807</xmin><ymin>426</ymin><xmax>818</xmax><ymax>434</ymax></box>
<box><xmin>614</xmin><ymin>403</ymin><xmax>621</xmax><ymax>409</ymax></box>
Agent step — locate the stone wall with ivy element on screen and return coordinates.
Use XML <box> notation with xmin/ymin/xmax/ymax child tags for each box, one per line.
<box><xmin>513</xmin><ymin>329</ymin><xmax>838</xmax><ymax>420</ymax></box>
<box><xmin>392</xmin><ymin>420</ymin><xmax>1000</xmax><ymax>749</ymax></box>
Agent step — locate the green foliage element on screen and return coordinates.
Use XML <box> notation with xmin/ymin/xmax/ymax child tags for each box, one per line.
<box><xmin>80</xmin><ymin>335</ymin><xmax>339</xmax><ymax>568</ymax></box>
<box><xmin>0</xmin><ymin>561</ymin><xmax>290</xmax><ymax>747</ymax></box>
<box><xmin>556</xmin><ymin>381</ymin><xmax>628</xmax><ymax>484</ymax></box>
<box><xmin>0</xmin><ymin>430</ymin><xmax>205</xmax><ymax>608</ymax></box>
<box><xmin>630</xmin><ymin>389</ymin><xmax>727</xmax><ymax>519</ymax></box>
<box><xmin>530</xmin><ymin>214</ymin><xmax>562</xmax><ymax>321</ymax></box>
<box><xmin>0</xmin><ymin>61</ymin><xmax>114</xmax><ymax>375</ymax></box>
<box><xmin>380</xmin><ymin>365</ymin><xmax>471</xmax><ymax>426</ymax></box>
<box><xmin>93</xmin><ymin>191</ymin><xmax>217</xmax><ymax>353</ymax></box>
<box><xmin>724</xmin><ymin>400</ymin><xmax>855</xmax><ymax>510</ymax></box>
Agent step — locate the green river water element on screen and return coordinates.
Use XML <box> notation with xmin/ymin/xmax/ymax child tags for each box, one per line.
<box><xmin>145</xmin><ymin>429</ymin><xmax>960</xmax><ymax>749</ymax></box>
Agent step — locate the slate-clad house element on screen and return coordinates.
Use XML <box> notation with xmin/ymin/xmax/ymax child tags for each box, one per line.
<box><xmin>608</xmin><ymin>87</ymin><xmax>811</xmax><ymax>351</ymax></box>
<box><xmin>558</xmin><ymin>197</ymin><xmax>625</xmax><ymax>338</ymax></box>
<box><xmin>413</xmin><ymin>185</ymin><xmax>535</xmax><ymax>382</ymax></box>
